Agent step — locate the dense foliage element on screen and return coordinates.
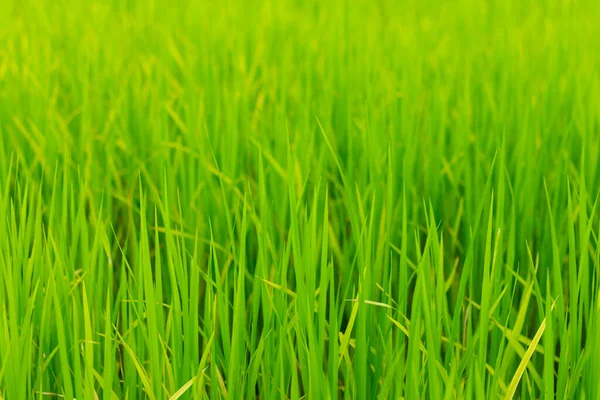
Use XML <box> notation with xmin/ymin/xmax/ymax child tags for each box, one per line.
<box><xmin>1</xmin><ymin>0</ymin><xmax>600</xmax><ymax>398</ymax></box>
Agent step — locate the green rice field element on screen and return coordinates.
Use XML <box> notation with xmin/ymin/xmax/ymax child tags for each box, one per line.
<box><xmin>1</xmin><ymin>0</ymin><xmax>600</xmax><ymax>398</ymax></box>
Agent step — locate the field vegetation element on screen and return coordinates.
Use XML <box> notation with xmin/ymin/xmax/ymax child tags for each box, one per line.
<box><xmin>1</xmin><ymin>0</ymin><xmax>600</xmax><ymax>398</ymax></box>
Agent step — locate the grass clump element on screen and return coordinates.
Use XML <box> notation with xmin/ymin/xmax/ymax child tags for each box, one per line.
<box><xmin>1</xmin><ymin>0</ymin><xmax>600</xmax><ymax>398</ymax></box>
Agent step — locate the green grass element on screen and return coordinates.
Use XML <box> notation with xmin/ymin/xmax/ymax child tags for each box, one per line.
<box><xmin>1</xmin><ymin>0</ymin><xmax>600</xmax><ymax>398</ymax></box>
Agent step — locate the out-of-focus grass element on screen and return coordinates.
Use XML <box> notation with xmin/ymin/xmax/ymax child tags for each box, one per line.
<box><xmin>1</xmin><ymin>0</ymin><xmax>600</xmax><ymax>398</ymax></box>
